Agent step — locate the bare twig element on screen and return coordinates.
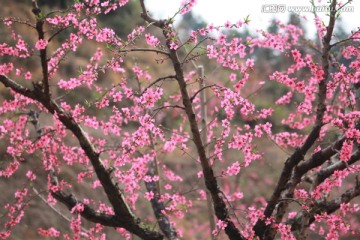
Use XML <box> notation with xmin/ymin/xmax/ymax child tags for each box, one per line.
<box><xmin>118</xmin><ymin>48</ymin><xmax>170</xmax><ymax>56</ymax></box>
<box><xmin>190</xmin><ymin>84</ymin><xmax>218</xmax><ymax>103</ymax></box>
<box><xmin>330</xmin><ymin>33</ymin><xmax>360</xmax><ymax>48</ymax></box>
<box><xmin>182</xmin><ymin>37</ymin><xmax>209</xmax><ymax>64</ymax></box>
<box><xmin>138</xmin><ymin>75</ymin><xmax>176</xmax><ymax>96</ymax></box>
<box><xmin>0</xmin><ymin>17</ymin><xmax>35</xmax><ymax>28</ymax></box>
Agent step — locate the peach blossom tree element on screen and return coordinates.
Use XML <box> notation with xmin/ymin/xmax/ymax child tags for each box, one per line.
<box><xmin>0</xmin><ymin>0</ymin><xmax>360</xmax><ymax>239</ymax></box>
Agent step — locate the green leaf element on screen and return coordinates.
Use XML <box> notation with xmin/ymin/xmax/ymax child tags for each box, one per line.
<box><xmin>244</xmin><ymin>15</ymin><xmax>251</xmax><ymax>24</ymax></box>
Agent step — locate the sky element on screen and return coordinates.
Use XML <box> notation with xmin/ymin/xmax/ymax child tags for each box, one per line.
<box><xmin>145</xmin><ymin>0</ymin><xmax>360</xmax><ymax>38</ymax></box>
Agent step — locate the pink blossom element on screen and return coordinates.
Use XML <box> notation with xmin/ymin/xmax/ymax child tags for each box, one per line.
<box><xmin>339</xmin><ymin>140</ymin><xmax>353</xmax><ymax>161</ymax></box>
<box><xmin>38</xmin><ymin>228</ymin><xmax>60</xmax><ymax>237</ymax></box>
<box><xmin>315</xmin><ymin>16</ymin><xmax>326</xmax><ymax>38</ymax></box>
<box><xmin>25</xmin><ymin>171</ymin><xmax>36</xmax><ymax>181</ymax></box>
<box><xmin>145</xmin><ymin>34</ymin><xmax>160</xmax><ymax>47</ymax></box>
<box><xmin>35</xmin><ymin>39</ymin><xmax>48</xmax><ymax>50</ymax></box>
<box><xmin>216</xmin><ymin>219</ymin><xmax>227</xmax><ymax>230</ymax></box>
<box><xmin>226</xmin><ymin>161</ymin><xmax>241</xmax><ymax>176</ymax></box>
<box><xmin>145</xmin><ymin>191</ymin><xmax>154</xmax><ymax>200</ymax></box>
<box><xmin>169</xmin><ymin>42</ymin><xmax>178</xmax><ymax>50</ymax></box>
<box><xmin>180</xmin><ymin>0</ymin><xmax>197</xmax><ymax>14</ymax></box>
<box><xmin>24</xmin><ymin>71</ymin><xmax>32</xmax><ymax>80</ymax></box>
<box><xmin>224</xmin><ymin>21</ymin><xmax>232</xmax><ymax>29</ymax></box>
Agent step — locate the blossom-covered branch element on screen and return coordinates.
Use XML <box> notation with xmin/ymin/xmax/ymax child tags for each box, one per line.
<box><xmin>0</xmin><ymin>74</ymin><xmax>163</xmax><ymax>239</ymax></box>
<box><xmin>139</xmin><ymin>1</ymin><xmax>245</xmax><ymax>239</ymax></box>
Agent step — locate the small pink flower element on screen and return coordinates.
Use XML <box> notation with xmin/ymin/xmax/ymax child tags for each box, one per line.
<box><xmin>216</xmin><ymin>219</ymin><xmax>227</xmax><ymax>231</ymax></box>
<box><xmin>38</xmin><ymin>227</ymin><xmax>60</xmax><ymax>237</ymax></box>
<box><xmin>224</xmin><ymin>21</ymin><xmax>232</xmax><ymax>29</ymax></box>
<box><xmin>169</xmin><ymin>42</ymin><xmax>178</xmax><ymax>50</ymax></box>
<box><xmin>26</xmin><ymin>171</ymin><xmax>36</xmax><ymax>181</ymax></box>
<box><xmin>145</xmin><ymin>191</ymin><xmax>155</xmax><ymax>200</ymax></box>
<box><xmin>35</xmin><ymin>39</ymin><xmax>48</xmax><ymax>50</ymax></box>
<box><xmin>24</xmin><ymin>71</ymin><xmax>32</xmax><ymax>80</ymax></box>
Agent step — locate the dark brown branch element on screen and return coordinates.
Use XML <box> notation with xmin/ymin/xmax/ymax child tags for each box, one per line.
<box><xmin>52</xmin><ymin>190</ymin><xmax>128</xmax><ymax>227</ymax></box>
<box><xmin>288</xmin><ymin>185</ymin><xmax>360</xmax><ymax>232</ymax></box>
<box><xmin>51</xmin><ymin>185</ymin><xmax>162</xmax><ymax>239</ymax></box>
<box><xmin>139</xmin><ymin>1</ymin><xmax>245</xmax><ymax>239</ymax></box>
<box><xmin>0</xmin><ymin>18</ymin><xmax>35</xmax><ymax>29</ymax></box>
<box><xmin>139</xmin><ymin>75</ymin><xmax>176</xmax><ymax>96</ymax></box>
<box><xmin>285</xmin><ymin>148</ymin><xmax>360</xmax><ymax>235</ymax></box>
<box><xmin>314</xmin><ymin>149</ymin><xmax>360</xmax><ymax>187</ymax></box>
<box><xmin>118</xmin><ymin>48</ymin><xmax>170</xmax><ymax>56</ymax></box>
<box><xmin>337</xmin><ymin>0</ymin><xmax>354</xmax><ymax>12</ymax></box>
<box><xmin>145</xmin><ymin>144</ymin><xmax>178</xmax><ymax>240</ymax></box>
<box><xmin>32</xmin><ymin>2</ymin><xmax>51</xmax><ymax>101</ymax></box>
<box><xmin>169</xmin><ymin>49</ymin><xmax>244</xmax><ymax>240</ymax></box>
<box><xmin>182</xmin><ymin>37</ymin><xmax>209</xmax><ymax>64</ymax></box>
<box><xmin>139</xmin><ymin>0</ymin><xmax>166</xmax><ymax>28</ymax></box>
<box><xmin>0</xmin><ymin>75</ymin><xmax>36</xmax><ymax>98</ymax></box>
<box><xmin>0</xmin><ymin>75</ymin><xmax>163</xmax><ymax>240</ymax></box>
<box><xmin>48</xmin><ymin>24</ymin><xmax>74</xmax><ymax>43</ymax></box>
<box><xmin>152</xmin><ymin>105</ymin><xmax>185</xmax><ymax>111</ymax></box>
<box><xmin>295</xmin><ymin>120</ymin><xmax>359</xmax><ymax>179</ymax></box>
<box><xmin>190</xmin><ymin>84</ymin><xmax>217</xmax><ymax>102</ymax></box>
<box><xmin>330</xmin><ymin>36</ymin><xmax>360</xmax><ymax>48</ymax></box>
<box><xmin>253</xmin><ymin>1</ymin><xmax>338</xmax><ymax>238</ymax></box>
<box><xmin>295</xmin><ymin>136</ymin><xmax>346</xmax><ymax>178</ymax></box>
<box><xmin>136</xmin><ymin>71</ymin><xmax>178</xmax><ymax>239</ymax></box>
<box><xmin>32</xmin><ymin>187</ymin><xmax>89</xmax><ymax>233</ymax></box>
<box><xmin>32</xmin><ymin>0</ymin><xmax>41</xmax><ymax>16</ymax></box>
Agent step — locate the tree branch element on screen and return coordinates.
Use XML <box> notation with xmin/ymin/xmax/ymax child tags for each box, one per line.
<box><xmin>32</xmin><ymin>1</ymin><xmax>51</xmax><ymax>102</ymax></box>
<box><xmin>139</xmin><ymin>0</ymin><xmax>166</xmax><ymax>28</ymax></box>
<box><xmin>152</xmin><ymin>105</ymin><xmax>185</xmax><ymax>112</ymax></box>
<box><xmin>190</xmin><ymin>84</ymin><xmax>217</xmax><ymax>103</ymax></box>
<box><xmin>0</xmin><ymin>74</ymin><xmax>163</xmax><ymax>240</ymax></box>
<box><xmin>0</xmin><ymin>75</ymin><xmax>37</xmax><ymax>98</ymax></box>
<box><xmin>139</xmin><ymin>1</ymin><xmax>245</xmax><ymax>239</ymax></box>
<box><xmin>288</xmin><ymin>184</ymin><xmax>360</xmax><ymax>232</ymax></box>
<box><xmin>313</xmin><ymin>149</ymin><xmax>360</xmax><ymax>187</ymax></box>
<box><xmin>295</xmin><ymin>136</ymin><xmax>346</xmax><ymax>178</ymax></box>
<box><xmin>51</xmin><ymin>189</ymin><xmax>135</xmax><ymax>228</ymax></box>
<box><xmin>253</xmin><ymin>1</ymin><xmax>338</xmax><ymax>238</ymax></box>
<box><xmin>118</xmin><ymin>48</ymin><xmax>170</xmax><ymax>56</ymax></box>
<box><xmin>182</xmin><ymin>37</ymin><xmax>209</xmax><ymax>64</ymax></box>
<box><xmin>295</xmin><ymin>120</ymin><xmax>360</xmax><ymax>181</ymax></box>
<box><xmin>330</xmin><ymin>35</ymin><xmax>360</xmax><ymax>48</ymax></box>
<box><xmin>138</xmin><ymin>75</ymin><xmax>176</xmax><ymax>96</ymax></box>
<box><xmin>32</xmin><ymin>187</ymin><xmax>89</xmax><ymax>233</ymax></box>
<box><xmin>144</xmin><ymin>138</ymin><xmax>179</xmax><ymax>240</ymax></box>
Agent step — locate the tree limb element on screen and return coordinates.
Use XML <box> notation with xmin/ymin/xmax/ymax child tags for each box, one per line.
<box><xmin>139</xmin><ymin>1</ymin><xmax>245</xmax><ymax>239</ymax></box>
<box><xmin>0</xmin><ymin>74</ymin><xmax>163</xmax><ymax>240</ymax></box>
<box><xmin>32</xmin><ymin>1</ymin><xmax>51</xmax><ymax>102</ymax></box>
<box><xmin>313</xmin><ymin>149</ymin><xmax>360</xmax><ymax>187</ymax></box>
<box><xmin>138</xmin><ymin>75</ymin><xmax>176</xmax><ymax>96</ymax></box>
<box><xmin>118</xmin><ymin>48</ymin><xmax>170</xmax><ymax>56</ymax></box>
<box><xmin>253</xmin><ymin>1</ymin><xmax>338</xmax><ymax>238</ymax></box>
<box><xmin>288</xmin><ymin>184</ymin><xmax>360</xmax><ymax>232</ymax></box>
